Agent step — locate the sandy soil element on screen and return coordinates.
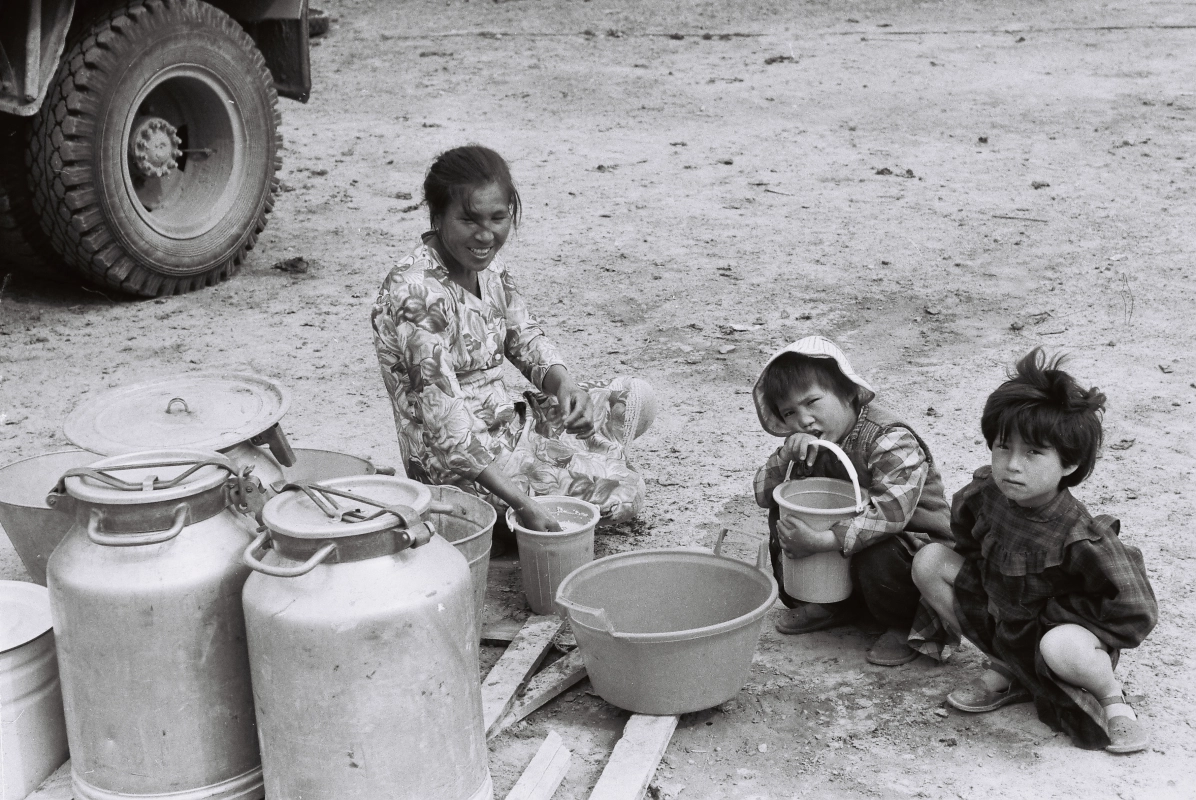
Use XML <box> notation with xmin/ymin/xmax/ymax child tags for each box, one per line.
<box><xmin>2</xmin><ymin>0</ymin><xmax>1195</xmax><ymax>797</ymax></box>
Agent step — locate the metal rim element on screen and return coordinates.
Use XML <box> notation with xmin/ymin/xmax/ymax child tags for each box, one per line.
<box><xmin>119</xmin><ymin>63</ymin><xmax>246</xmax><ymax>244</ymax></box>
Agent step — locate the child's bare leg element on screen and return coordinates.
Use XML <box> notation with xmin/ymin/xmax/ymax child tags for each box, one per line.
<box><xmin>1039</xmin><ymin>624</ymin><xmax>1120</xmax><ymax>698</ymax></box>
<box><xmin>1040</xmin><ymin>624</ymin><xmax>1147</xmax><ymax>753</ymax></box>
<box><xmin>911</xmin><ymin>543</ymin><xmax>964</xmax><ymax>637</ymax></box>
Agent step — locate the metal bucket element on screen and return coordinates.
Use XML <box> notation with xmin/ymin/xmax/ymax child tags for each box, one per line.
<box><xmin>772</xmin><ymin>440</ymin><xmax>865</xmax><ymax>604</ymax></box>
<box><xmin>506</xmin><ymin>496</ymin><xmax>598</xmax><ymax>615</ymax></box>
<box><xmin>1</xmin><ymin>581</ymin><xmax>69</xmax><ymax>800</ymax></box>
<box><xmin>280</xmin><ymin>448</ymin><xmax>395</xmax><ymax>484</ymax></box>
<box><xmin>555</xmin><ymin>533</ymin><xmax>778</xmax><ymax>714</ymax></box>
<box><xmin>427</xmin><ymin>486</ymin><xmax>495</xmax><ymax>631</ymax></box>
<box><xmin>0</xmin><ymin>451</ymin><xmax>98</xmax><ymax>585</ymax></box>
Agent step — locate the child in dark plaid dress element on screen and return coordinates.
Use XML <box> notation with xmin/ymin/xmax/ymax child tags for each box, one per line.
<box><xmin>753</xmin><ymin>336</ymin><xmax>953</xmax><ymax>666</ymax></box>
<box><xmin>910</xmin><ymin>349</ymin><xmax>1157</xmax><ymax>754</ymax></box>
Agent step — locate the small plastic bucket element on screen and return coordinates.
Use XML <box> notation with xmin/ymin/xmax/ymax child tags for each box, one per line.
<box><xmin>772</xmin><ymin>440</ymin><xmax>865</xmax><ymax>604</ymax></box>
<box><xmin>506</xmin><ymin>496</ymin><xmax>599</xmax><ymax>615</ymax></box>
<box><xmin>1</xmin><ymin>581</ymin><xmax>69</xmax><ymax>800</ymax></box>
<box><xmin>427</xmin><ymin>485</ymin><xmax>496</xmax><ymax>629</ymax></box>
<box><xmin>556</xmin><ymin>531</ymin><xmax>778</xmax><ymax>714</ymax></box>
<box><xmin>0</xmin><ymin>450</ymin><xmax>99</xmax><ymax>585</ymax></box>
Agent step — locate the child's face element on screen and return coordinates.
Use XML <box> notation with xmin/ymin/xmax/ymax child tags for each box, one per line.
<box><xmin>774</xmin><ymin>382</ymin><xmax>857</xmax><ymax>443</ymax></box>
<box><xmin>991</xmin><ymin>428</ymin><xmax>1078</xmax><ymax>508</ymax></box>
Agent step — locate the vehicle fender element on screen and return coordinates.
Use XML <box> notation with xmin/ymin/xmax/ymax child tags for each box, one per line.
<box><xmin>210</xmin><ymin>0</ymin><xmax>311</xmax><ymax>102</ymax></box>
<box><xmin>0</xmin><ymin>0</ymin><xmax>75</xmax><ymax>117</ymax></box>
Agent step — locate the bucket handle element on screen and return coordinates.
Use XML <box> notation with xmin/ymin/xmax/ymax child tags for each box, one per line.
<box><xmin>783</xmin><ymin>439</ymin><xmax>865</xmax><ymax>513</ymax></box>
<box><xmin>554</xmin><ymin>596</ymin><xmax>625</xmax><ymax>639</ymax></box>
<box><xmin>713</xmin><ymin>528</ymin><xmax>770</xmax><ymax>574</ymax></box>
<box><xmin>243</xmin><ymin>529</ymin><xmax>338</xmax><ymax>578</ymax></box>
<box><xmin>86</xmin><ymin>504</ymin><xmax>188</xmax><ymax>547</ymax></box>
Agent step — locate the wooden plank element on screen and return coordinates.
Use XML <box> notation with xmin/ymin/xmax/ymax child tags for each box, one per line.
<box><xmin>481</xmin><ymin>618</ymin><xmax>525</xmax><ymax>646</ymax></box>
<box><xmin>587</xmin><ymin>715</ymin><xmax>679</xmax><ymax>800</ymax></box>
<box><xmin>504</xmin><ymin>730</ymin><xmax>572</xmax><ymax>800</ymax></box>
<box><xmin>481</xmin><ymin>614</ymin><xmax>564</xmax><ymax>735</ymax></box>
<box><xmin>27</xmin><ymin>760</ymin><xmax>72</xmax><ymax>800</ymax></box>
<box><xmin>490</xmin><ymin>650</ymin><xmax>587</xmax><ymax>739</ymax></box>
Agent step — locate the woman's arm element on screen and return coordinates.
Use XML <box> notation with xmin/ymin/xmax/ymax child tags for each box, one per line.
<box><xmin>474</xmin><ymin>464</ymin><xmax>561</xmax><ymax>532</ymax></box>
<box><xmin>542</xmin><ymin>365</ymin><xmax>595</xmax><ymax>437</ymax></box>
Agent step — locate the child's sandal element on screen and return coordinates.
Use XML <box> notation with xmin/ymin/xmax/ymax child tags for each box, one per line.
<box><xmin>946</xmin><ymin>678</ymin><xmax>1031</xmax><ymax>713</ymax></box>
<box><xmin>1100</xmin><ymin>694</ymin><xmax>1149</xmax><ymax>755</ymax></box>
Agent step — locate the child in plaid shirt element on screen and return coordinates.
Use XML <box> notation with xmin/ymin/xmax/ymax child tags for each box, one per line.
<box><xmin>753</xmin><ymin>336</ymin><xmax>952</xmax><ymax>666</ymax></box>
<box><xmin>910</xmin><ymin>349</ymin><xmax>1157</xmax><ymax>753</ymax></box>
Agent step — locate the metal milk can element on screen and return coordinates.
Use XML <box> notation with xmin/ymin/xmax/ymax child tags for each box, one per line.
<box><xmin>45</xmin><ymin>450</ymin><xmax>266</xmax><ymax>800</ymax></box>
<box><xmin>242</xmin><ymin>476</ymin><xmax>493</xmax><ymax>800</ymax></box>
<box><xmin>63</xmin><ymin>372</ymin><xmax>296</xmax><ymax>491</ymax></box>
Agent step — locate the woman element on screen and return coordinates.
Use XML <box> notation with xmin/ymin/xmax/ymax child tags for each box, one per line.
<box><xmin>371</xmin><ymin>145</ymin><xmax>653</xmax><ymax>531</ymax></box>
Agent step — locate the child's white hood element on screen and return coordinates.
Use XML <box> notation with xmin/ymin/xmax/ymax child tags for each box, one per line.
<box><xmin>753</xmin><ymin>335</ymin><xmax>877</xmax><ymax>436</ymax></box>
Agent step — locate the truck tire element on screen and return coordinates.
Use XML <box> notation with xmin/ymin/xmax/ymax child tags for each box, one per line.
<box><xmin>0</xmin><ymin>116</ymin><xmax>63</xmax><ymax>278</ymax></box>
<box><xmin>27</xmin><ymin>0</ymin><xmax>281</xmax><ymax>296</ymax></box>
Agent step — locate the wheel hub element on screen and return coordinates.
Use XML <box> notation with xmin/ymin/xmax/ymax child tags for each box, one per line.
<box><xmin>129</xmin><ymin>117</ymin><xmax>183</xmax><ymax>179</ymax></box>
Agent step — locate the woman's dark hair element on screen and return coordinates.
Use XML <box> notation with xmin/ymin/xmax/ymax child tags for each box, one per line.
<box><xmin>423</xmin><ymin>145</ymin><xmax>521</xmax><ymax>228</ymax></box>
<box><xmin>759</xmin><ymin>352</ymin><xmax>860</xmax><ymax>415</ymax></box>
<box><xmin>981</xmin><ymin>348</ymin><xmax>1106</xmax><ymax>488</ymax></box>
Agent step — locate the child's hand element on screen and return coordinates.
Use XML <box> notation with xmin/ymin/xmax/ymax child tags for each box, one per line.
<box><xmin>776</xmin><ymin>513</ymin><xmax>840</xmax><ymax>559</ymax></box>
<box><xmin>779</xmin><ymin>432</ymin><xmax>822</xmax><ymax>476</ymax></box>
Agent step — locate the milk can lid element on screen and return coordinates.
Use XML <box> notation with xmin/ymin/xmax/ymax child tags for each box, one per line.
<box><xmin>0</xmin><ymin>581</ymin><xmax>52</xmax><ymax>653</ymax></box>
<box><xmin>263</xmin><ymin>475</ymin><xmax>433</xmax><ymax>539</ymax></box>
<box><xmin>61</xmin><ymin>449</ymin><xmax>234</xmax><ymax>506</ymax></box>
<box><xmin>63</xmin><ymin>372</ymin><xmax>290</xmax><ymax>456</ymax></box>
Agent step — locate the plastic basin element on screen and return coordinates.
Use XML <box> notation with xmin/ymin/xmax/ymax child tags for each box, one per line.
<box><xmin>0</xmin><ymin>451</ymin><xmax>99</xmax><ymax>585</ymax></box>
<box><xmin>506</xmin><ymin>496</ymin><xmax>598</xmax><ymax>615</ymax></box>
<box><xmin>556</xmin><ymin>547</ymin><xmax>778</xmax><ymax>714</ymax></box>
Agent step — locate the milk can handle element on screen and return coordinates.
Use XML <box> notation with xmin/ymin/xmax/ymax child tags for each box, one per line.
<box><xmin>783</xmin><ymin>439</ymin><xmax>865</xmax><ymax>513</ymax></box>
<box><xmin>87</xmin><ymin>504</ymin><xmax>188</xmax><ymax>547</ymax></box>
<box><xmin>554</xmin><ymin>596</ymin><xmax>625</xmax><ymax>639</ymax></box>
<box><xmin>243</xmin><ymin>529</ymin><xmax>337</xmax><ymax>577</ymax></box>
<box><xmin>713</xmin><ymin>528</ymin><xmax>770</xmax><ymax>574</ymax></box>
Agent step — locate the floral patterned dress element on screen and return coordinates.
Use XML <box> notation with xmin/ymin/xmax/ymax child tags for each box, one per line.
<box><xmin>371</xmin><ymin>236</ymin><xmax>646</xmax><ymax>524</ymax></box>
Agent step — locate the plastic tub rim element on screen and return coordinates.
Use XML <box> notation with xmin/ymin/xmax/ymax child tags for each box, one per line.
<box><xmin>505</xmin><ymin>494</ymin><xmax>600</xmax><ymax>536</ymax></box>
<box><xmin>556</xmin><ymin>547</ymin><xmax>779</xmax><ymax>645</ymax></box>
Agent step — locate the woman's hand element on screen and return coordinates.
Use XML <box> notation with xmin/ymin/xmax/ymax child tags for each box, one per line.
<box><xmin>514</xmin><ymin>500</ymin><xmax>563</xmax><ymax>532</ymax></box>
<box><xmin>779</xmin><ymin>432</ymin><xmax>822</xmax><ymax>476</ymax></box>
<box><xmin>776</xmin><ymin>513</ymin><xmax>840</xmax><ymax>559</ymax></box>
<box><xmin>544</xmin><ymin>366</ymin><xmax>595</xmax><ymax>438</ymax></box>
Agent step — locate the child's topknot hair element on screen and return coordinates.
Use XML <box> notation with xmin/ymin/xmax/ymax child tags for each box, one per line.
<box><xmin>759</xmin><ymin>352</ymin><xmax>861</xmax><ymax>415</ymax></box>
<box><xmin>981</xmin><ymin>348</ymin><xmax>1107</xmax><ymax>488</ymax></box>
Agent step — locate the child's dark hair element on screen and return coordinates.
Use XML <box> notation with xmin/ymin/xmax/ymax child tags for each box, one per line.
<box><xmin>981</xmin><ymin>348</ymin><xmax>1106</xmax><ymax>488</ymax></box>
<box><xmin>424</xmin><ymin>145</ymin><xmax>521</xmax><ymax>228</ymax></box>
<box><xmin>759</xmin><ymin>353</ymin><xmax>860</xmax><ymax>414</ymax></box>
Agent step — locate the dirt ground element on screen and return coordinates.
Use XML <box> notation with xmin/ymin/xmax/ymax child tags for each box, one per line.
<box><xmin>3</xmin><ymin>0</ymin><xmax>1196</xmax><ymax>797</ymax></box>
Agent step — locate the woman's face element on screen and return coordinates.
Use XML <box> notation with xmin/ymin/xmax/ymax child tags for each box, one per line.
<box><xmin>432</xmin><ymin>182</ymin><xmax>513</xmax><ymax>276</ymax></box>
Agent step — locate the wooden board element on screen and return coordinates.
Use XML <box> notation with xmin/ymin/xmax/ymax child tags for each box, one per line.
<box><xmin>587</xmin><ymin>715</ymin><xmax>679</xmax><ymax>800</ymax></box>
<box><xmin>27</xmin><ymin>761</ymin><xmax>71</xmax><ymax>800</ymax></box>
<box><xmin>490</xmin><ymin>649</ymin><xmax>587</xmax><ymax>738</ymax></box>
<box><xmin>504</xmin><ymin>730</ymin><xmax>572</xmax><ymax>800</ymax></box>
<box><xmin>481</xmin><ymin>614</ymin><xmax>564</xmax><ymax>735</ymax></box>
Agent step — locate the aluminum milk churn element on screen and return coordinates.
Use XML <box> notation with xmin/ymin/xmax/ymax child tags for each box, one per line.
<box><xmin>45</xmin><ymin>450</ymin><xmax>265</xmax><ymax>800</ymax></box>
<box><xmin>241</xmin><ymin>476</ymin><xmax>492</xmax><ymax>800</ymax></box>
